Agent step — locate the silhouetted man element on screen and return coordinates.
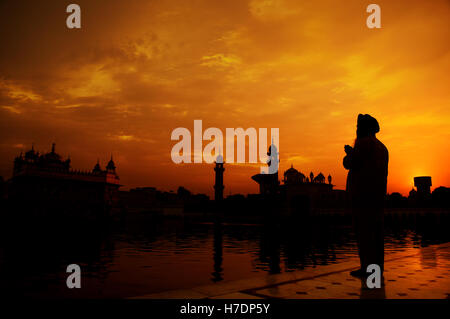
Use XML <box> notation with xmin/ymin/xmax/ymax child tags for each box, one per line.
<box><xmin>343</xmin><ymin>114</ymin><xmax>388</xmax><ymax>277</ymax></box>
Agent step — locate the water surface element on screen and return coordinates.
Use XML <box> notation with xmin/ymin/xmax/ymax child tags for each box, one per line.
<box><xmin>0</xmin><ymin>218</ymin><xmax>447</xmax><ymax>298</ymax></box>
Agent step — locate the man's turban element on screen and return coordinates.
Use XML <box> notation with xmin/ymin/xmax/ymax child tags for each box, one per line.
<box><xmin>357</xmin><ymin>114</ymin><xmax>380</xmax><ymax>135</ymax></box>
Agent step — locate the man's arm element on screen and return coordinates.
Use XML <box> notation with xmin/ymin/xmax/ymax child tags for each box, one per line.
<box><xmin>343</xmin><ymin>145</ymin><xmax>353</xmax><ymax>170</ymax></box>
<box><xmin>343</xmin><ymin>154</ymin><xmax>352</xmax><ymax>170</ymax></box>
<box><xmin>345</xmin><ymin>139</ymin><xmax>370</xmax><ymax>171</ymax></box>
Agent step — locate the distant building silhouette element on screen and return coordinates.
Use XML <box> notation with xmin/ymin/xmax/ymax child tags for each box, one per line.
<box><xmin>386</xmin><ymin>177</ymin><xmax>450</xmax><ymax>209</ymax></box>
<box><xmin>280</xmin><ymin>165</ymin><xmax>344</xmax><ymax>214</ymax></box>
<box><xmin>177</xmin><ymin>186</ymin><xmax>192</xmax><ymax>200</ymax></box>
<box><xmin>251</xmin><ymin>156</ymin><xmax>345</xmax><ymax>215</ymax></box>
<box><xmin>283</xmin><ymin>165</ymin><xmax>306</xmax><ymax>185</ymax></box>
<box><xmin>414</xmin><ymin>176</ymin><xmax>432</xmax><ymax>196</ymax></box>
<box><xmin>214</xmin><ymin>154</ymin><xmax>225</xmax><ymax>201</ymax></box>
<box><xmin>432</xmin><ymin>186</ymin><xmax>450</xmax><ymax>208</ymax></box>
<box><xmin>408</xmin><ymin>176</ymin><xmax>440</xmax><ymax>207</ymax></box>
<box><xmin>119</xmin><ymin>185</ymin><xmax>209</xmax><ymax>217</ymax></box>
<box><xmin>9</xmin><ymin>143</ymin><xmax>121</xmax><ymax>216</ymax></box>
<box><xmin>313</xmin><ymin>172</ymin><xmax>325</xmax><ymax>183</ymax></box>
<box><xmin>385</xmin><ymin>192</ymin><xmax>408</xmax><ymax>208</ymax></box>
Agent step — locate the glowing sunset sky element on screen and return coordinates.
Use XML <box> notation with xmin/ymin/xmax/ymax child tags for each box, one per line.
<box><xmin>0</xmin><ymin>0</ymin><xmax>449</xmax><ymax>197</ymax></box>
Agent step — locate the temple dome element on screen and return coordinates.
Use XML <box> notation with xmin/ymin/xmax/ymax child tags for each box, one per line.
<box><xmin>43</xmin><ymin>151</ymin><xmax>62</xmax><ymax>161</ymax></box>
<box><xmin>284</xmin><ymin>164</ymin><xmax>298</xmax><ymax>176</ymax></box>
<box><xmin>283</xmin><ymin>164</ymin><xmax>306</xmax><ymax>185</ymax></box>
<box><xmin>43</xmin><ymin>143</ymin><xmax>62</xmax><ymax>162</ymax></box>
<box><xmin>24</xmin><ymin>145</ymin><xmax>38</xmax><ymax>160</ymax></box>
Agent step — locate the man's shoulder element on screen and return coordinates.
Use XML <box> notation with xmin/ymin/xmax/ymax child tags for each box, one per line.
<box><xmin>355</xmin><ymin>137</ymin><xmax>388</xmax><ymax>154</ymax></box>
<box><xmin>375</xmin><ymin>137</ymin><xmax>388</xmax><ymax>153</ymax></box>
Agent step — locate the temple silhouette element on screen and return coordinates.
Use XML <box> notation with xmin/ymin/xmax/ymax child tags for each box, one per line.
<box><xmin>244</xmin><ymin>141</ymin><xmax>344</xmax><ymax>216</ymax></box>
<box><xmin>7</xmin><ymin>143</ymin><xmax>121</xmax><ymax>217</ymax></box>
<box><xmin>0</xmin><ymin>143</ymin><xmax>449</xmax><ymax>222</ymax></box>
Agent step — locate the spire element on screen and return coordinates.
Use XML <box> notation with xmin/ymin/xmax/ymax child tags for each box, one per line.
<box><xmin>51</xmin><ymin>143</ymin><xmax>56</xmax><ymax>153</ymax></box>
<box><xmin>106</xmin><ymin>154</ymin><xmax>116</xmax><ymax>171</ymax></box>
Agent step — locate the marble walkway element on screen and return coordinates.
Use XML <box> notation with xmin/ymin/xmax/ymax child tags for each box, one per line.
<box><xmin>131</xmin><ymin>242</ymin><xmax>450</xmax><ymax>299</ymax></box>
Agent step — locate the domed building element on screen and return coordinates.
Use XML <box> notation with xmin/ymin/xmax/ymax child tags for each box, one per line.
<box><xmin>279</xmin><ymin>165</ymin><xmax>343</xmax><ymax>216</ymax></box>
<box><xmin>10</xmin><ymin>143</ymin><xmax>121</xmax><ymax>217</ymax></box>
<box><xmin>250</xmin><ymin>159</ymin><xmax>346</xmax><ymax>215</ymax></box>
<box><xmin>283</xmin><ymin>165</ymin><xmax>306</xmax><ymax>185</ymax></box>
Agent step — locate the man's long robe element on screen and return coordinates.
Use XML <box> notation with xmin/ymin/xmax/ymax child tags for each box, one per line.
<box><xmin>344</xmin><ymin>136</ymin><xmax>389</xmax><ymax>272</ymax></box>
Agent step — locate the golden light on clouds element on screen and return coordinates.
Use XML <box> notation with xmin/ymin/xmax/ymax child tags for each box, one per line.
<box><xmin>0</xmin><ymin>0</ymin><xmax>449</xmax><ymax>197</ymax></box>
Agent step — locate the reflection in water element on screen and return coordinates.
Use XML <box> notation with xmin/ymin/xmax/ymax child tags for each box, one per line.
<box><xmin>420</xmin><ymin>245</ymin><xmax>438</xmax><ymax>268</ymax></box>
<box><xmin>0</xmin><ymin>216</ymin><xmax>448</xmax><ymax>299</ymax></box>
<box><xmin>211</xmin><ymin>221</ymin><xmax>223</xmax><ymax>282</ymax></box>
<box><xmin>0</xmin><ymin>221</ymin><xmax>115</xmax><ymax>298</ymax></box>
<box><xmin>259</xmin><ymin>223</ymin><xmax>281</xmax><ymax>274</ymax></box>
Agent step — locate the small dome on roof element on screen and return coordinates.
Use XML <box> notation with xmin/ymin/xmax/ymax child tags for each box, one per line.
<box><xmin>284</xmin><ymin>164</ymin><xmax>298</xmax><ymax>176</ymax></box>
<box><xmin>93</xmin><ymin>160</ymin><xmax>102</xmax><ymax>172</ymax></box>
<box><xmin>25</xmin><ymin>144</ymin><xmax>38</xmax><ymax>159</ymax></box>
<box><xmin>43</xmin><ymin>143</ymin><xmax>62</xmax><ymax>161</ymax></box>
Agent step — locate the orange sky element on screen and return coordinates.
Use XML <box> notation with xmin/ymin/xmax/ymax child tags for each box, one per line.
<box><xmin>0</xmin><ymin>0</ymin><xmax>449</xmax><ymax>197</ymax></box>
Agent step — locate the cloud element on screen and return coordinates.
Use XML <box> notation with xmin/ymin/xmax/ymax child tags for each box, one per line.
<box><xmin>201</xmin><ymin>54</ymin><xmax>242</xmax><ymax>69</ymax></box>
<box><xmin>249</xmin><ymin>0</ymin><xmax>301</xmax><ymax>21</ymax></box>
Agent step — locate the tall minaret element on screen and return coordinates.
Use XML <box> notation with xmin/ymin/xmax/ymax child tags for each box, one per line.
<box><xmin>214</xmin><ymin>153</ymin><xmax>224</xmax><ymax>201</ymax></box>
